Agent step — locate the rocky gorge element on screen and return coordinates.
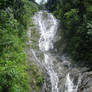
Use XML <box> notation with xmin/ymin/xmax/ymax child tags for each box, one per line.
<box><xmin>26</xmin><ymin>11</ymin><xmax>92</xmax><ymax>92</ymax></box>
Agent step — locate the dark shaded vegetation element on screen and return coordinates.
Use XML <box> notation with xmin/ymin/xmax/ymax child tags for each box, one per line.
<box><xmin>0</xmin><ymin>0</ymin><xmax>43</xmax><ymax>92</ymax></box>
<box><xmin>28</xmin><ymin>63</ymin><xmax>43</xmax><ymax>92</ymax></box>
<box><xmin>46</xmin><ymin>0</ymin><xmax>92</xmax><ymax>66</ymax></box>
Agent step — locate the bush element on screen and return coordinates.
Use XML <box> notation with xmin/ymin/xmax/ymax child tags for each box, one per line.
<box><xmin>0</xmin><ymin>0</ymin><xmax>39</xmax><ymax>91</ymax></box>
<box><xmin>46</xmin><ymin>0</ymin><xmax>92</xmax><ymax>65</ymax></box>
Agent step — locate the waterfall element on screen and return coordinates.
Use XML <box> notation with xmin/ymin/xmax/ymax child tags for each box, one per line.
<box><xmin>65</xmin><ymin>73</ymin><xmax>82</xmax><ymax>92</ymax></box>
<box><xmin>65</xmin><ymin>73</ymin><xmax>76</xmax><ymax>92</ymax></box>
<box><xmin>33</xmin><ymin>11</ymin><xmax>59</xmax><ymax>92</ymax></box>
<box><xmin>33</xmin><ymin>11</ymin><xmax>81</xmax><ymax>92</ymax></box>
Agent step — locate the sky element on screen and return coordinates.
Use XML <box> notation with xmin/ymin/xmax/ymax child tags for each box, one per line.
<box><xmin>35</xmin><ymin>0</ymin><xmax>47</xmax><ymax>4</ymax></box>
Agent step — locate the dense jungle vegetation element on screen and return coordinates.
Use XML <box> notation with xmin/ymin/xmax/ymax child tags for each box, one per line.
<box><xmin>46</xmin><ymin>0</ymin><xmax>92</xmax><ymax>66</ymax></box>
<box><xmin>0</xmin><ymin>0</ymin><xmax>92</xmax><ymax>91</ymax></box>
<box><xmin>0</xmin><ymin>0</ymin><xmax>43</xmax><ymax>92</ymax></box>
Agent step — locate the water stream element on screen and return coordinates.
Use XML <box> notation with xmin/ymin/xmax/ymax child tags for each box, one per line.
<box><xmin>33</xmin><ymin>11</ymin><xmax>81</xmax><ymax>92</ymax></box>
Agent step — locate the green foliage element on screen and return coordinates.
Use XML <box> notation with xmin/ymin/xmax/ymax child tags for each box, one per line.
<box><xmin>30</xmin><ymin>28</ymin><xmax>39</xmax><ymax>49</ymax></box>
<box><xmin>64</xmin><ymin>9</ymin><xmax>78</xmax><ymax>19</ymax></box>
<box><xmin>0</xmin><ymin>0</ymin><xmax>39</xmax><ymax>92</ymax></box>
<box><xmin>64</xmin><ymin>9</ymin><xmax>79</xmax><ymax>30</ymax></box>
<box><xmin>23</xmin><ymin>1</ymin><xmax>38</xmax><ymax>28</ymax></box>
<box><xmin>87</xmin><ymin>5</ymin><xmax>92</xmax><ymax>12</ymax></box>
<box><xmin>46</xmin><ymin>0</ymin><xmax>92</xmax><ymax>65</ymax></box>
<box><xmin>28</xmin><ymin>63</ymin><xmax>43</xmax><ymax>91</ymax></box>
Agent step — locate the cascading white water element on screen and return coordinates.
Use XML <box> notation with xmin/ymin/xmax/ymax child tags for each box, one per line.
<box><xmin>65</xmin><ymin>73</ymin><xmax>82</xmax><ymax>92</ymax></box>
<box><xmin>33</xmin><ymin>11</ymin><xmax>59</xmax><ymax>92</ymax></box>
<box><xmin>62</xmin><ymin>56</ymin><xmax>81</xmax><ymax>92</ymax></box>
<box><xmin>33</xmin><ymin>11</ymin><xmax>82</xmax><ymax>92</ymax></box>
<box><xmin>65</xmin><ymin>73</ymin><xmax>76</xmax><ymax>92</ymax></box>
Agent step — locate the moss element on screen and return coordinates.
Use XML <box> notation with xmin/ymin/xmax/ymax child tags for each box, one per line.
<box><xmin>27</xmin><ymin>63</ymin><xmax>43</xmax><ymax>92</ymax></box>
<box><xmin>30</xmin><ymin>27</ymin><xmax>40</xmax><ymax>49</ymax></box>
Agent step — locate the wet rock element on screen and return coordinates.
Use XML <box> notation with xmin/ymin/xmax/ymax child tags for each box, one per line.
<box><xmin>77</xmin><ymin>71</ymin><xmax>92</xmax><ymax>92</ymax></box>
<box><xmin>27</xmin><ymin>10</ymin><xmax>92</xmax><ymax>92</ymax></box>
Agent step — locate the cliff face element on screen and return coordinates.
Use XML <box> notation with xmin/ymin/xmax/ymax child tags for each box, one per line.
<box><xmin>26</xmin><ymin>10</ymin><xmax>92</xmax><ymax>92</ymax></box>
<box><xmin>54</xmin><ymin>24</ymin><xmax>92</xmax><ymax>92</ymax></box>
<box><xmin>45</xmin><ymin>0</ymin><xmax>92</xmax><ymax>91</ymax></box>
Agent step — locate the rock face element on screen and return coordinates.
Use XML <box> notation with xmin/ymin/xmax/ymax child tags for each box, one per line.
<box><xmin>78</xmin><ymin>71</ymin><xmax>92</xmax><ymax>92</ymax></box>
<box><xmin>53</xmin><ymin>56</ymin><xmax>92</xmax><ymax>92</ymax></box>
<box><xmin>26</xmin><ymin>23</ymin><xmax>52</xmax><ymax>92</ymax></box>
<box><xmin>54</xmin><ymin>31</ymin><xmax>92</xmax><ymax>92</ymax></box>
<box><xmin>26</xmin><ymin>11</ymin><xmax>92</xmax><ymax>92</ymax></box>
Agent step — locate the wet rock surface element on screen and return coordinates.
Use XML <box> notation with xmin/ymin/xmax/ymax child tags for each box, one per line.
<box><xmin>26</xmin><ymin>24</ymin><xmax>52</xmax><ymax>92</ymax></box>
<box><xmin>26</xmin><ymin>11</ymin><xmax>92</xmax><ymax>92</ymax></box>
